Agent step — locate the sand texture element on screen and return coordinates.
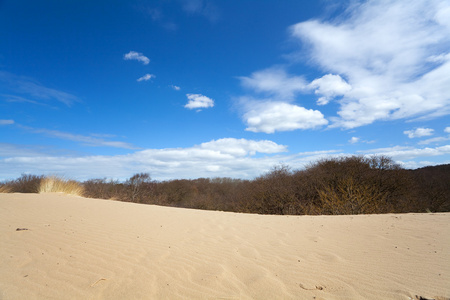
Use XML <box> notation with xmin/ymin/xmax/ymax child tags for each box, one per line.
<box><xmin>1</xmin><ymin>193</ymin><xmax>449</xmax><ymax>299</ymax></box>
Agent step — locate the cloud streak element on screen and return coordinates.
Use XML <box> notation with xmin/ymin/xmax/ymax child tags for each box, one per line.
<box><xmin>0</xmin><ymin>119</ymin><xmax>14</xmax><ymax>125</ymax></box>
<box><xmin>123</xmin><ymin>51</ymin><xmax>150</xmax><ymax>65</ymax></box>
<box><xmin>137</xmin><ymin>74</ymin><xmax>155</xmax><ymax>82</ymax></box>
<box><xmin>18</xmin><ymin>125</ymin><xmax>138</xmax><ymax>149</ymax></box>
<box><xmin>0</xmin><ymin>71</ymin><xmax>80</xmax><ymax>107</ymax></box>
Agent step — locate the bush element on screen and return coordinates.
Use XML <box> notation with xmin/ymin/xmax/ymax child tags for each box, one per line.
<box><xmin>5</xmin><ymin>174</ymin><xmax>44</xmax><ymax>193</ymax></box>
<box><xmin>82</xmin><ymin>178</ymin><xmax>125</xmax><ymax>200</ymax></box>
<box><xmin>304</xmin><ymin>156</ymin><xmax>415</xmax><ymax>214</ymax></box>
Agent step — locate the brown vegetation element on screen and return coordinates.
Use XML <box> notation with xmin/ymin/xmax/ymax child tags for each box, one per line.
<box><xmin>1</xmin><ymin>156</ymin><xmax>449</xmax><ymax>215</ymax></box>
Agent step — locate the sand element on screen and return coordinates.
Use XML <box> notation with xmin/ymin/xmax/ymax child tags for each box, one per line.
<box><xmin>0</xmin><ymin>193</ymin><xmax>449</xmax><ymax>300</ymax></box>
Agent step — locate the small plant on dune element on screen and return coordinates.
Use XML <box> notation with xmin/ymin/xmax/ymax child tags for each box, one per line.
<box><xmin>38</xmin><ymin>176</ymin><xmax>84</xmax><ymax>196</ymax></box>
<box><xmin>0</xmin><ymin>184</ymin><xmax>12</xmax><ymax>193</ymax></box>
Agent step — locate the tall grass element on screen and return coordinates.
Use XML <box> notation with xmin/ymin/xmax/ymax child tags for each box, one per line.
<box><xmin>38</xmin><ymin>176</ymin><xmax>84</xmax><ymax>196</ymax></box>
<box><xmin>0</xmin><ymin>185</ymin><xmax>12</xmax><ymax>193</ymax></box>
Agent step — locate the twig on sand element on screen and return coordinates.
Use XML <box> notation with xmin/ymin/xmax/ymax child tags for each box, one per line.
<box><xmin>299</xmin><ymin>283</ymin><xmax>324</xmax><ymax>291</ymax></box>
<box><xmin>90</xmin><ymin>278</ymin><xmax>107</xmax><ymax>287</ymax></box>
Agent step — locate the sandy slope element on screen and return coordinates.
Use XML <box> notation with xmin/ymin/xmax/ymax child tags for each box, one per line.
<box><xmin>0</xmin><ymin>193</ymin><xmax>449</xmax><ymax>300</ymax></box>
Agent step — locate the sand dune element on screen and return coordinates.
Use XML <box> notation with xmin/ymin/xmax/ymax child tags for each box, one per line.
<box><xmin>0</xmin><ymin>193</ymin><xmax>449</xmax><ymax>299</ymax></box>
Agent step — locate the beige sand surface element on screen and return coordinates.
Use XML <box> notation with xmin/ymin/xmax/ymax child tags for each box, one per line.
<box><xmin>0</xmin><ymin>193</ymin><xmax>449</xmax><ymax>300</ymax></box>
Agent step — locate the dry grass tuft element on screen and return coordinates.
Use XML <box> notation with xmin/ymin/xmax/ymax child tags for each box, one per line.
<box><xmin>38</xmin><ymin>176</ymin><xmax>84</xmax><ymax>196</ymax></box>
<box><xmin>0</xmin><ymin>185</ymin><xmax>12</xmax><ymax>193</ymax></box>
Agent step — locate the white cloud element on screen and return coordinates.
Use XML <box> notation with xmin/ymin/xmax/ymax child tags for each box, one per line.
<box><xmin>184</xmin><ymin>93</ymin><xmax>214</xmax><ymax>110</ymax></box>
<box><xmin>349</xmin><ymin>137</ymin><xmax>359</xmax><ymax>144</ymax></box>
<box><xmin>290</xmin><ymin>0</ymin><xmax>450</xmax><ymax>128</ymax></box>
<box><xmin>445</xmin><ymin>127</ymin><xmax>450</xmax><ymax>133</ymax></box>
<box><xmin>404</xmin><ymin>127</ymin><xmax>434</xmax><ymax>138</ymax></box>
<box><xmin>359</xmin><ymin>144</ymin><xmax>450</xmax><ymax>161</ymax></box>
<box><xmin>243</xmin><ymin>101</ymin><xmax>328</xmax><ymax>133</ymax></box>
<box><xmin>199</xmin><ymin>138</ymin><xmax>287</xmax><ymax>156</ymax></box>
<box><xmin>170</xmin><ymin>85</ymin><xmax>181</xmax><ymax>91</ymax></box>
<box><xmin>308</xmin><ymin>74</ymin><xmax>352</xmax><ymax>105</ymax></box>
<box><xmin>418</xmin><ymin>136</ymin><xmax>450</xmax><ymax>145</ymax></box>
<box><xmin>240</xmin><ymin>67</ymin><xmax>307</xmax><ymax>99</ymax></box>
<box><xmin>0</xmin><ymin>119</ymin><xmax>14</xmax><ymax>125</ymax></box>
<box><xmin>0</xmin><ymin>138</ymin><xmax>291</xmax><ymax>181</ymax></box>
<box><xmin>123</xmin><ymin>51</ymin><xmax>150</xmax><ymax>65</ymax></box>
<box><xmin>137</xmin><ymin>74</ymin><xmax>155</xmax><ymax>82</ymax></box>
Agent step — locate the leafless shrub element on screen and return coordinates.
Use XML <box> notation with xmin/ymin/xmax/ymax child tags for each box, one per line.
<box><xmin>5</xmin><ymin>174</ymin><xmax>44</xmax><ymax>193</ymax></box>
<box><xmin>124</xmin><ymin>173</ymin><xmax>154</xmax><ymax>203</ymax></box>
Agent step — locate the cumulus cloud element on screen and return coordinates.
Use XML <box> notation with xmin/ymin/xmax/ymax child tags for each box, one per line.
<box><xmin>184</xmin><ymin>93</ymin><xmax>214</xmax><ymax>110</ymax></box>
<box><xmin>0</xmin><ymin>119</ymin><xmax>14</xmax><ymax>125</ymax></box>
<box><xmin>404</xmin><ymin>128</ymin><xmax>434</xmax><ymax>138</ymax></box>
<box><xmin>290</xmin><ymin>0</ymin><xmax>450</xmax><ymax>128</ymax></box>
<box><xmin>243</xmin><ymin>101</ymin><xmax>328</xmax><ymax>133</ymax></box>
<box><xmin>240</xmin><ymin>67</ymin><xmax>307</xmax><ymax>99</ymax></box>
<box><xmin>123</xmin><ymin>51</ymin><xmax>150</xmax><ymax>65</ymax></box>
<box><xmin>308</xmin><ymin>74</ymin><xmax>352</xmax><ymax>105</ymax></box>
<box><xmin>137</xmin><ymin>74</ymin><xmax>155</xmax><ymax>82</ymax></box>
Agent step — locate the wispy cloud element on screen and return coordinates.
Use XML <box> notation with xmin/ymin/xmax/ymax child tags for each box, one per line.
<box><xmin>404</xmin><ymin>127</ymin><xmax>434</xmax><ymax>138</ymax></box>
<box><xmin>123</xmin><ymin>51</ymin><xmax>150</xmax><ymax>65</ymax></box>
<box><xmin>140</xmin><ymin>6</ymin><xmax>178</xmax><ymax>31</ymax></box>
<box><xmin>181</xmin><ymin>0</ymin><xmax>220</xmax><ymax>22</ymax></box>
<box><xmin>418</xmin><ymin>136</ymin><xmax>450</xmax><ymax>145</ymax></box>
<box><xmin>289</xmin><ymin>0</ymin><xmax>450</xmax><ymax>128</ymax></box>
<box><xmin>18</xmin><ymin>125</ymin><xmax>139</xmax><ymax>149</ymax></box>
<box><xmin>359</xmin><ymin>144</ymin><xmax>450</xmax><ymax>161</ymax></box>
<box><xmin>0</xmin><ymin>71</ymin><xmax>80</xmax><ymax>107</ymax></box>
<box><xmin>170</xmin><ymin>85</ymin><xmax>181</xmax><ymax>91</ymax></box>
<box><xmin>184</xmin><ymin>93</ymin><xmax>214</xmax><ymax>110</ymax></box>
<box><xmin>137</xmin><ymin>74</ymin><xmax>155</xmax><ymax>82</ymax></box>
<box><xmin>2</xmin><ymin>94</ymin><xmax>54</xmax><ymax>107</ymax></box>
<box><xmin>0</xmin><ymin>119</ymin><xmax>14</xmax><ymax>125</ymax></box>
<box><xmin>239</xmin><ymin>67</ymin><xmax>307</xmax><ymax>100</ymax></box>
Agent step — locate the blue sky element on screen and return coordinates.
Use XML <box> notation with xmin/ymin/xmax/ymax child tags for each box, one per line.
<box><xmin>1</xmin><ymin>0</ymin><xmax>450</xmax><ymax>181</ymax></box>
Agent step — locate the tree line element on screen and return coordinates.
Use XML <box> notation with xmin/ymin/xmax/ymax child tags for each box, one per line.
<box><xmin>2</xmin><ymin>156</ymin><xmax>449</xmax><ymax>215</ymax></box>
